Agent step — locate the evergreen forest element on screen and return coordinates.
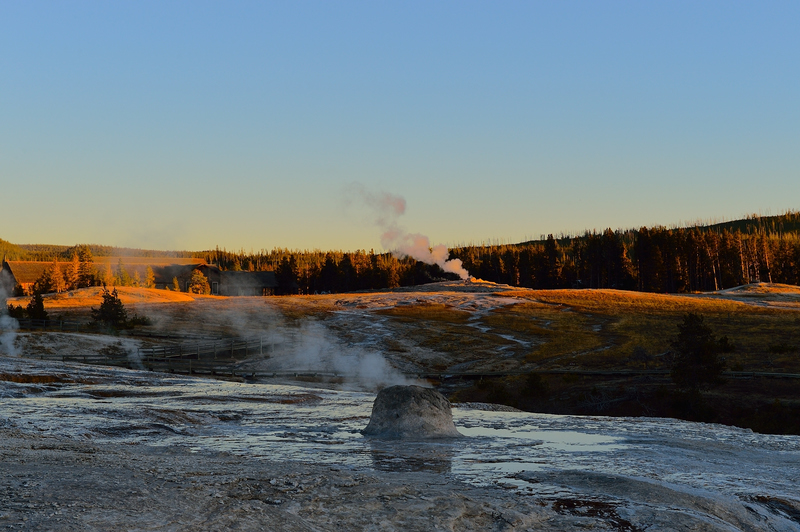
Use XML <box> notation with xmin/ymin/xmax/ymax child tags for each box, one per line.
<box><xmin>4</xmin><ymin>211</ymin><xmax>800</xmax><ymax>295</ymax></box>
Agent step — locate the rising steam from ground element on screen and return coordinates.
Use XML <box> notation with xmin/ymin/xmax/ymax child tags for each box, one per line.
<box><xmin>1</xmin><ymin>291</ymin><xmax>411</xmax><ymax>392</ymax></box>
<box><xmin>348</xmin><ymin>184</ymin><xmax>470</xmax><ymax>280</ymax></box>
<box><xmin>278</xmin><ymin>321</ymin><xmax>418</xmax><ymax>392</ymax></box>
<box><xmin>0</xmin><ymin>285</ymin><xmax>20</xmax><ymax>357</ymax></box>
<box><xmin>122</xmin><ymin>299</ymin><xmax>408</xmax><ymax>391</ymax></box>
<box><xmin>112</xmin><ymin>339</ymin><xmax>146</xmax><ymax>370</ymax></box>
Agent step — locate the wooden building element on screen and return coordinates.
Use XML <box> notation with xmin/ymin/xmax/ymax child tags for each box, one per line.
<box><xmin>1</xmin><ymin>260</ymin><xmax>58</xmax><ymax>295</ymax></box>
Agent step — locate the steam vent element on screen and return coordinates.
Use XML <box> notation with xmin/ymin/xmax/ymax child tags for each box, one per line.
<box><xmin>362</xmin><ymin>385</ymin><xmax>462</xmax><ymax>439</ymax></box>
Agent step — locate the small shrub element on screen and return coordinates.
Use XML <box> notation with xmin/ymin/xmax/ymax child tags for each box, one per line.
<box><xmin>127</xmin><ymin>314</ymin><xmax>152</xmax><ymax>327</ymax></box>
<box><xmin>26</xmin><ymin>292</ymin><xmax>48</xmax><ymax>321</ymax></box>
<box><xmin>90</xmin><ymin>288</ymin><xmax>150</xmax><ymax>329</ymax></box>
<box><xmin>6</xmin><ymin>304</ymin><xmax>25</xmax><ymax>319</ymax></box>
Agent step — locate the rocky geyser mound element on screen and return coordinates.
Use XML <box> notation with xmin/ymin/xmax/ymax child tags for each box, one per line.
<box><xmin>362</xmin><ymin>385</ymin><xmax>462</xmax><ymax>439</ymax></box>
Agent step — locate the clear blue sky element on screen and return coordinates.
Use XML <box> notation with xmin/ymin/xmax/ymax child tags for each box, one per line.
<box><xmin>2</xmin><ymin>1</ymin><xmax>798</xmax><ymax>252</ymax></box>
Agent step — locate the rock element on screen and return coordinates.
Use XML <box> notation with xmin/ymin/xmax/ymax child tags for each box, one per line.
<box><xmin>362</xmin><ymin>385</ymin><xmax>462</xmax><ymax>439</ymax></box>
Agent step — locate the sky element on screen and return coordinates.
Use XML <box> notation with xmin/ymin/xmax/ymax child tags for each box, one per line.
<box><xmin>2</xmin><ymin>1</ymin><xmax>798</xmax><ymax>253</ymax></box>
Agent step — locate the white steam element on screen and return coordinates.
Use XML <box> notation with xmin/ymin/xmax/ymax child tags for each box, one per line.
<box><xmin>0</xmin><ymin>285</ymin><xmax>20</xmax><ymax>357</ymax></box>
<box><xmin>282</xmin><ymin>322</ymin><xmax>416</xmax><ymax>391</ymax></box>
<box><xmin>119</xmin><ymin>339</ymin><xmax>145</xmax><ymax>370</ymax></box>
<box><xmin>350</xmin><ymin>184</ymin><xmax>470</xmax><ymax>280</ymax></box>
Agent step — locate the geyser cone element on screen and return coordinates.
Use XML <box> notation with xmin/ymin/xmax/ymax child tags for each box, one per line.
<box><xmin>362</xmin><ymin>385</ymin><xmax>462</xmax><ymax>439</ymax></box>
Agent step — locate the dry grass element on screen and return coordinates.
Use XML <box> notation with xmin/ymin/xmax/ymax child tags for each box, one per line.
<box><xmin>267</xmin><ymin>294</ymin><xmax>343</xmax><ymax>322</ymax></box>
<box><xmin>8</xmin><ymin>287</ymin><xmax>200</xmax><ymax>308</ymax></box>
<box><xmin>266</xmin><ymin>288</ymin><xmax>800</xmax><ymax>373</ymax></box>
<box><xmin>12</xmin><ymin>284</ymin><xmax>799</xmax><ymax>375</ymax></box>
<box><xmin>504</xmin><ymin>289</ymin><xmax>751</xmax><ymax>315</ymax></box>
<box><xmin>494</xmin><ymin>289</ymin><xmax>800</xmax><ymax>371</ymax></box>
<box><xmin>480</xmin><ymin>303</ymin><xmax>605</xmax><ymax>364</ymax></box>
<box><xmin>719</xmin><ymin>283</ymin><xmax>800</xmax><ymax>294</ymax></box>
<box><xmin>375</xmin><ymin>302</ymin><xmax>472</xmax><ymax>323</ymax></box>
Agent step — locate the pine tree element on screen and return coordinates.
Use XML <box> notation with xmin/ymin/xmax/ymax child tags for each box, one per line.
<box><xmin>66</xmin><ymin>254</ymin><xmax>80</xmax><ymax>290</ymax></box>
<box><xmin>103</xmin><ymin>263</ymin><xmax>114</xmax><ymax>287</ymax></box>
<box><xmin>320</xmin><ymin>254</ymin><xmax>339</xmax><ymax>293</ymax></box>
<box><xmin>145</xmin><ymin>266</ymin><xmax>156</xmax><ymax>289</ymax></box>
<box><xmin>188</xmin><ymin>270</ymin><xmax>211</xmax><ymax>294</ymax></box>
<box><xmin>91</xmin><ymin>288</ymin><xmax>128</xmax><ymax>329</ymax></box>
<box><xmin>26</xmin><ymin>291</ymin><xmax>48</xmax><ymax>321</ymax></box>
<box><xmin>115</xmin><ymin>259</ymin><xmax>132</xmax><ymax>286</ymax></box>
<box><xmin>78</xmin><ymin>247</ymin><xmax>97</xmax><ymax>288</ymax></box>
<box><xmin>32</xmin><ymin>262</ymin><xmax>60</xmax><ymax>294</ymax></box>
<box><xmin>275</xmin><ymin>256</ymin><xmax>299</xmax><ymax>295</ymax></box>
<box><xmin>670</xmin><ymin>313</ymin><xmax>729</xmax><ymax>391</ymax></box>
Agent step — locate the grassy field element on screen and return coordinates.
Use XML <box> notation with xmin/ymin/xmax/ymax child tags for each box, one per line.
<box><xmin>446</xmin><ymin>288</ymin><xmax>800</xmax><ymax>434</ymax></box>
<box><xmin>10</xmin><ymin>282</ymin><xmax>800</xmax><ymax>434</ymax></box>
<box><xmin>7</xmin><ymin>286</ymin><xmax>201</xmax><ymax>308</ymax></box>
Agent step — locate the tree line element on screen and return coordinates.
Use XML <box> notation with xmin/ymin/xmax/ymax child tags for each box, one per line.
<box><xmin>6</xmin><ymin>211</ymin><xmax>800</xmax><ymax>295</ymax></box>
<box><xmin>212</xmin><ymin>212</ymin><xmax>800</xmax><ymax>294</ymax></box>
<box><xmin>449</xmin><ymin>223</ymin><xmax>800</xmax><ymax>292</ymax></box>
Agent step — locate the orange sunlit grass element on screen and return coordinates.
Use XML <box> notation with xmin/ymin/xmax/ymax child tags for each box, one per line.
<box><xmin>7</xmin><ymin>286</ymin><xmax>201</xmax><ymax>308</ymax></box>
<box><xmin>504</xmin><ymin>288</ymin><xmax>755</xmax><ymax>315</ymax></box>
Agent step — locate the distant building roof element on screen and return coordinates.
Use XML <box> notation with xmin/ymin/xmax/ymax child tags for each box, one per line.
<box><xmin>93</xmin><ymin>257</ymin><xmax>204</xmax><ymax>266</ymax></box>
<box><xmin>1</xmin><ymin>261</ymin><xmax>66</xmax><ymax>285</ymax></box>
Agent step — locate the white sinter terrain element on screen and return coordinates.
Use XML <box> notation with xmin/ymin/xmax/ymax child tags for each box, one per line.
<box><xmin>2</xmin><ymin>355</ymin><xmax>799</xmax><ymax>531</ymax></box>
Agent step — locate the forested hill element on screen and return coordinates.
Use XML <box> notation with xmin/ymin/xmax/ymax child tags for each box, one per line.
<box><xmin>3</xmin><ymin>211</ymin><xmax>799</xmax><ymax>294</ymax></box>
<box><xmin>457</xmin><ymin>210</ymin><xmax>800</xmax><ymax>293</ymax></box>
<box><xmin>2</xmin><ymin>243</ymin><xmax>194</xmax><ymax>262</ymax></box>
<box><xmin>705</xmin><ymin>211</ymin><xmax>800</xmax><ymax>235</ymax></box>
<box><xmin>0</xmin><ymin>238</ymin><xmax>27</xmax><ymax>261</ymax></box>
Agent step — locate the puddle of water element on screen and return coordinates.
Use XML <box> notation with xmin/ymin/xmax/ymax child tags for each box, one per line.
<box><xmin>458</xmin><ymin>425</ymin><xmax>623</xmax><ymax>452</ymax></box>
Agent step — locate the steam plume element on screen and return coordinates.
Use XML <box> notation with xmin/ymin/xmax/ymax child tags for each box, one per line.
<box><xmin>0</xmin><ymin>285</ymin><xmax>20</xmax><ymax>357</ymax></box>
<box><xmin>350</xmin><ymin>184</ymin><xmax>470</xmax><ymax>280</ymax></box>
<box><xmin>282</xmin><ymin>322</ymin><xmax>416</xmax><ymax>391</ymax></box>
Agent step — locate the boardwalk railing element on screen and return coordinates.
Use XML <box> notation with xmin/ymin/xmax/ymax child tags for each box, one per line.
<box><xmin>138</xmin><ymin>335</ymin><xmax>274</xmax><ymax>360</ymax></box>
<box><xmin>12</xmin><ymin>318</ymin><xmax>222</xmax><ymax>343</ymax></box>
<box><xmin>136</xmin><ymin>336</ymin><xmax>280</xmax><ymax>376</ymax></box>
<box><xmin>19</xmin><ymin>331</ymin><xmax>280</xmax><ymax>377</ymax></box>
<box><xmin>13</xmin><ymin>318</ymin><xmax>86</xmax><ymax>332</ymax></box>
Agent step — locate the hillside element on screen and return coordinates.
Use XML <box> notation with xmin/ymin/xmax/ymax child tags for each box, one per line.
<box><xmin>0</xmin><ymin>238</ymin><xmax>27</xmax><ymax>261</ymax></box>
<box><xmin>7</xmin><ymin>286</ymin><xmax>200</xmax><ymax>309</ymax></box>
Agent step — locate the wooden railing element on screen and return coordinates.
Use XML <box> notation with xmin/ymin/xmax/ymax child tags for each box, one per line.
<box><xmin>136</xmin><ymin>336</ymin><xmax>278</xmax><ymax>376</ymax></box>
<box><xmin>13</xmin><ymin>318</ymin><xmax>86</xmax><ymax>332</ymax></box>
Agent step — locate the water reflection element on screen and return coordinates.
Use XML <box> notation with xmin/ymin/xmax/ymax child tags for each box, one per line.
<box><xmin>366</xmin><ymin>439</ymin><xmax>455</xmax><ymax>473</ymax></box>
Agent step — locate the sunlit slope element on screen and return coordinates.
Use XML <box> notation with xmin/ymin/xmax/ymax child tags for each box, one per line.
<box><xmin>264</xmin><ymin>283</ymin><xmax>800</xmax><ymax>375</ymax></box>
<box><xmin>7</xmin><ymin>286</ymin><xmax>199</xmax><ymax>308</ymax></box>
